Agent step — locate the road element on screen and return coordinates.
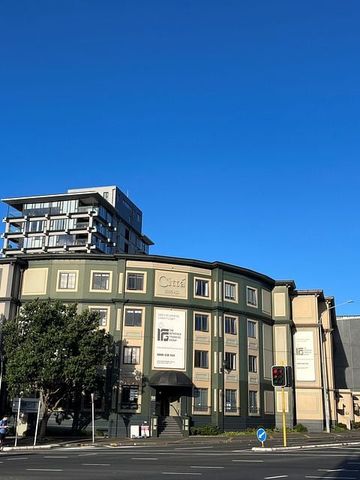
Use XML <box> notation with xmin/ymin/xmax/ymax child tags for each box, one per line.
<box><xmin>1</xmin><ymin>443</ymin><xmax>360</xmax><ymax>479</ymax></box>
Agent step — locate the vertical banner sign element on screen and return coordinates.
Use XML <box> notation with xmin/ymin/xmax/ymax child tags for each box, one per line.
<box><xmin>294</xmin><ymin>330</ymin><xmax>315</xmax><ymax>381</ymax></box>
<box><xmin>153</xmin><ymin>309</ymin><xmax>186</xmax><ymax>369</ymax></box>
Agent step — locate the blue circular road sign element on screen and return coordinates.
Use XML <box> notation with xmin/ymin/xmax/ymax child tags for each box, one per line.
<box><xmin>256</xmin><ymin>428</ymin><xmax>267</xmax><ymax>443</ymax></box>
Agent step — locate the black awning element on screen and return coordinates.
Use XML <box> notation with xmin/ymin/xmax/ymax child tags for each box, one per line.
<box><xmin>149</xmin><ymin>370</ymin><xmax>193</xmax><ymax>387</ymax></box>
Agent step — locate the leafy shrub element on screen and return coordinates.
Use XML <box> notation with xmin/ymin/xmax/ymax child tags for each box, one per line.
<box><xmin>352</xmin><ymin>422</ymin><xmax>360</xmax><ymax>430</ymax></box>
<box><xmin>292</xmin><ymin>424</ymin><xmax>308</xmax><ymax>432</ymax></box>
<box><xmin>333</xmin><ymin>423</ymin><xmax>348</xmax><ymax>431</ymax></box>
<box><xmin>190</xmin><ymin>425</ymin><xmax>221</xmax><ymax>436</ymax></box>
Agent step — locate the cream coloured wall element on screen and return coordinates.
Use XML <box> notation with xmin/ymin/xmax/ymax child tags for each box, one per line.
<box><xmin>22</xmin><ymin>268</ymin><xmax>48</xmax><ymax>295</ymax></box>
<box><xmin>292</xmin><ymin>296</ymin><xmax>317</xmax><ymax>324</ymax></box>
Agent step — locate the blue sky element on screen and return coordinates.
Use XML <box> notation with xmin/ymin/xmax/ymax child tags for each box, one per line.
<box><xmin>0</xmin><ymin>1</ymin><xmax>359</xmax><ymax>314</ymax></box>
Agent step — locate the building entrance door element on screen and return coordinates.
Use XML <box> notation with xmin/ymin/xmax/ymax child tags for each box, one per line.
<box><xmin>156</xmin><ymin>388</ymin><xmax>182</xmax><ymax>417</ymax></box>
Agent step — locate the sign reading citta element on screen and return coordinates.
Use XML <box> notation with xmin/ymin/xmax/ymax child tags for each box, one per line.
<box><xmin>154</xmin><ymin>270</ymin><xmax>188</xmax><ymax>299</ymax></box>
<box><xmin>153</xmin><ymin>308</ymin><xmax>186</xmax><ymax>369</ymax></box>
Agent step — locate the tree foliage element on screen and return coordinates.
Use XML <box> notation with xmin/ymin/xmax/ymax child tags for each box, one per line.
<box><xmin>2</xmin><ymin>299</ymin><xmax>114</xmax><ymax>435</ymax></box>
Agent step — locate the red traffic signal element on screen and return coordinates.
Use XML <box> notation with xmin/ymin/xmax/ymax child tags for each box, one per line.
<box><xmin>271</xmin><ymin>365</ymin><xmax>287</xmax><ymax>387</ymax></box>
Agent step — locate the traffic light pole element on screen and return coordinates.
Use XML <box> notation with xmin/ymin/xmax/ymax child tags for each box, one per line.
<box><xmin>282</xmin><ymin>386</ymin><xmax>287</xmax><ymax>447</ymax></box>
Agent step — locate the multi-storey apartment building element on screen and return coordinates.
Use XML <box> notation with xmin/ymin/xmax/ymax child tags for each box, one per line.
<box><xmin>0</xmin><ymin>252</ymin><xmax>338</xmax><ymax>435</ymax></box>
<box><xmin>1</xmin><ymin>186</ymin><xmax>153</xmax><ymax>256</ymax></box>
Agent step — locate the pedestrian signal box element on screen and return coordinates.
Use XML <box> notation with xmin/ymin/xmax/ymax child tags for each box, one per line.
<box><xmin>271</xmin><ymin>365</ymin><xmax>287</xmax><ymax>387</ymax></box>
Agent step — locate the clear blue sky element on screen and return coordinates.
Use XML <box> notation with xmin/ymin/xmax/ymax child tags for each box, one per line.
<box><xmin>1</xmin><ymin>1</ymin><xmax>359</xmax><ymax>314</ymax></box>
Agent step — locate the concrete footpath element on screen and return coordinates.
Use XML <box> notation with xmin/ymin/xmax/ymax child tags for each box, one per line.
<box><xmin>3</xmin><ymin>429</ymin><xmax>360</xmax><ymax>452</ymax></box>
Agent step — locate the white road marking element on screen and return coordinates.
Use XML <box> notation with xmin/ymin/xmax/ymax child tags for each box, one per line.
<box><xmin>264</xmin><ymin>476</ymin><xmax>288</xmax><ymax>479</ymax></box>
<box><xmin>44</xmin><ymin>455</ymin><xmax>69</xmax><ymax>458</ymax></box>
<box><xmin>162</xmin><ymin>473</ymin><xmax>202</xmax><ymax>476</ymax></box>
<box><xmin>78</xmin><ymin>452</ymin><xmax>98</xmax><ymax>456</ymax></box>
<box><xmin>233</xmin><ymin>459</ymin><xmax>264</xmax><ymax>463</ymax></box>
<box><xmin>27</xmin><ymin>469</ymin><xmax>64</xmax><ymax>472</ymax></box>
<box><xmin>190</xmin><ymin>466</ymin><xmax>224</xmax><ymax>469</ymax></box>
<box><xmin>82</xmin><ymin>463</ymin><xmax>111</xmax><ymax>466</ymax></box>
<box><xmin>7</xmin><ymin>457</ymin><xmax>28</xmax><ymax>460</ymax></box>
<box><xmin>319</xmin><ymin>469</ymin><xmax>359</xmax><ymax>473</ymax></box>
<box><xmin>131</xmin><ymin>457</ymin><xmax>158</xmax><ymax>460</ymax></box>
<box><xmin>306</xmin><ymin>476</ymin><xmax>357</xmax><ymax>479</ymax></box>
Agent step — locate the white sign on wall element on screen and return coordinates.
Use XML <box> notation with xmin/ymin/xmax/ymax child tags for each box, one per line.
<box><xmin>153</xmin><ymin>308</ymin><xmax>186</xmax><ymax>370</ymax></box>
<box><xmin>294</xmin><ymin>330</ymin><xmax>316</xmax><ymax>381</ymax></box>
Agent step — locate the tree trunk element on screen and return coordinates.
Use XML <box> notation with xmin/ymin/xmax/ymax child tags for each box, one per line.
<box><xmin>39</xmin><ymin>409</ymin><xmax>51</xmax><ymax>438</ymax></box>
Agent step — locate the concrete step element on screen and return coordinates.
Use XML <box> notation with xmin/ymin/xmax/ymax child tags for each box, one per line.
<box><xmin>158</xmin><ymin>416</ymin><xmax>182</xmax><ymax>437</ymax></box>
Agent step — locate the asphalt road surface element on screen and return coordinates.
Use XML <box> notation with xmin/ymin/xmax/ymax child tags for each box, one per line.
<box><xmin>1</xmin><ymin>443</ymin><xmax>360</xmax><ymax>479</ymax></box>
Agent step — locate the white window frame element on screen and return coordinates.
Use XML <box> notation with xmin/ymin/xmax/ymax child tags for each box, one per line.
<box><xmin>56</xmin><ymin>270</ymin><xmax>78</xmax><ymax>292</ymax></box>
<box><xmin>247</xmin><ymin>319</ymin><xmax>257</xmax><ymax>338</ymax></box>
<box><xmin>125</xmin><ymin>271</ymin><xmax>147</xmax><ymax>293</ymax></box>
<box><xmin>194</xmin><ymin>350</ymin><xmax>209</xmax><ymax>369</ymax></box>
<box><xmin>224</xmin><ymin>281</ymin><xmax>238</xmax><ymax>303</ymax></box>
<box><xmin>89</xmin><ymin>305</ymin><xmax>110</xmax><ymax>329</ymax></box>
<box><xmin>194</xmin><ymin>311</ymin><xmax>210</xmax><ymax>333</ymax></box>
<box><xmin>120</xmin><ymin>385</ymin><xmax>139</xmax><ymax>411</ymax></box>
<box><xmin>123</xmin><ymin>306</ymin><xmax>145</xmax><ymax>328</ymax></box>
<box><xmin>193</xmin><ymin>277</ymin><xmax>211</xmax><ymax>300</ymax></box>
<box><xmin>89</xmin><ymin>270</ymin><xmax>113</xmax><ymax>293</ymax></box>
<box><xmin>224</xmin><ymin>315</ymin><xmax>237</xmax><ymax>335</ymax></box>
<box><xmin>224</xmin><ymin>351</ymin><xmax>237</xmax><ymax>371</ymax></box>
<box><xmin>123</xmin><ymin>346</ymin><xmax>141</xmax><ymax>365</ymax></box>
<box><xmin>246</xmin><ymin>286</ymin><xmax>258</xmax><ymax>308</ymax></box>
<box><xmin>248</xmin><ymin>355</ymin><xmax>258</xmax><ymax>373</ymax></box>
<box><xmin>225</xmin><ymin>389</ymin><xmax>238</xmax><ymax>414</ymax></box>
<box><xmin>193</xmin><ymin>387</ymin><xmax>209</xmax><ymax>414</ymax></box>
<box><xmin>248</xmin><ymin>390</ymin><xmax>259</xmax><ymax>415</ymax></box>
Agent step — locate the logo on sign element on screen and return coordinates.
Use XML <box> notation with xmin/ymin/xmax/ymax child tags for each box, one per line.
<box><xmin>157</xmin><ymin>328</ymin><xmax>170</xmax><ymax>342</ymax></box>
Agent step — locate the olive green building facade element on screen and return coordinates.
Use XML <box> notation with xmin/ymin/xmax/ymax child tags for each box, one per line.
<box><xmin>0</xmin><ymin>253</ymin><xmax>339</xmax><ymax>435</ymax></box>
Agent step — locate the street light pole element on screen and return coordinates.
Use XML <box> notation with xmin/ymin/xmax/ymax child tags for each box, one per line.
<box><xmin>319</xmin><ymin>300</ymin><xmax>353</xmax><ymax>433</ymax></box>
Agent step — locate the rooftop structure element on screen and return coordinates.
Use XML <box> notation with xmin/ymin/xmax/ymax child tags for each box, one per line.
<box><xmin>1</xmin><ymin>186</ymin><xmax>153</xmax><ymax>256</ymax></box>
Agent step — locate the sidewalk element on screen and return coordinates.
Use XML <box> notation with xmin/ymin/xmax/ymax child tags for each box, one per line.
<box><xmin>3</xmin><ymin>430</ymin><xmax>360</xmax><ymax>452</ymax></box>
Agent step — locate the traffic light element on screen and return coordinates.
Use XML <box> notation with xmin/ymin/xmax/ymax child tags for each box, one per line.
<box><xmin>271</xmin><ymin>365</ymin><xmax>287</xmax><ymax>387</ymax></box>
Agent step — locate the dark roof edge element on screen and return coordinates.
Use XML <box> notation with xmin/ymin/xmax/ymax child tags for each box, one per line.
<box><xmin>275</xmin><ymin>280</ymin><xmax>296</xmax><ymax>289</ymax></box>
<box><xmin>7</xmin><ymin>253</ymin><xmax>277</xmax><ymax>286</ymax></box>
<box><xmin>0</xmin><ymin>257</ymin><xmax>28</xmax><ymax>267</ymax></box>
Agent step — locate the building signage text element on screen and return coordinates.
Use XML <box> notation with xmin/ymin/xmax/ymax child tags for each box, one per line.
<box><xmin>153</xmin><ymin>309</ymin><xmax>186</xmax><ymax>369</ymax></box>
<box><xmin>154</xmin><ymin>270</ymin><xmax>188</xmax><ymax>299</ymax></box>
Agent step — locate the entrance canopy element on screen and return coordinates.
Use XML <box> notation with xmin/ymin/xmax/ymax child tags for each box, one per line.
<box><xmin>149</xmin><ymin>371</ymin><xmax>192</xmax><ymax>387</ymax></box>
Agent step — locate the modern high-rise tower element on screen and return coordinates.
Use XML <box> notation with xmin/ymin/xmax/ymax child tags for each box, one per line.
<box><xmin>1</xmin><ymin>185</ymin><xmax>153</xmax><ymax>256</ymax></box>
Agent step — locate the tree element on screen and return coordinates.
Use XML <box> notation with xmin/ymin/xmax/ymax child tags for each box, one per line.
<box><xmin>2</xmin><ymin>299</ymin><xmax>114</xmax><ymax>437</ymax></box>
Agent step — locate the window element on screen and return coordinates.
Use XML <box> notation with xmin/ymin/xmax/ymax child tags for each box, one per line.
<box><xmin>248</xmin><ymin>355</ymin><xmax>257</xmax><ymax>373</ymax></box>
<box><xmin>224</xmin><ymin>315</ymin><xmax>237</xmax><ymax>335</ymax></box>
<box><xmin>90</xmin><ymin>308</ymin><xmax>108</xmax><ymax>327</ymax></box>
<box><xmin>194</xmin><ymin>350</ymin><xmax>209</xmax><ymax>369</ymax></box>
<box><xmin>194</xmin><ymin>278</ymin><xmax>210</xmax><ymax>298</ymax></box>
<box><xmin>224</xmin><ymin>281</ymin><xmax>237</xmax><ymax>301</ymax></box>
<box><xmin>249</xmin><ymin>391</ymin><xmax>259</xmax><ymax>414</ymax></box>
<box><xmin>193</xmin><ymin>388</ymin><xmax>208</xmax><ymax>412</ymax></box>
<box><xmin>194</xmin><ymin>313</ymin><xmax>209</xmax><ymax>332</ymax></box>
<box><xmin>103</xmin><ymin>191</ymin><xmax>109</xmax><ymax>200</ymax></box>
<box><xmin>120</xmin><ymin>386</ymin><xmax>139</xmax><ymax>410</ymax></box>
<box><xmin>225</xmin><ymin>389</ymin><xmax>237</xmax><ymax>413</ymax></box>
<box><xmin>57</xmin><ymin>272</ymin><xmax>77</xmax><ymax>290</ymax></box>
<box><xmin>124</xmin><ymin>308</ymin><xmax>142</xmax><ymax>327</ymax></box>
<box><xmin>28</xmin><ymin>220</ymin><xmax>45</xmax><ymax>233</ymax></box>
<box><xmin>224</xmin><ymin>352</ymin><xmax>236</xmax><ymax>371</ymax></box>
<box><xmin>246</xmin><ymin>286</ymin><xmax>258</xmax><ymax>307</ymax></box>
<box><xmin>123</xmin><ymin>346</ymin><xmax>140</xmax><ymax>364</ymax></box>
<box><xmin>92</xmin><ymin>272</ymin><xmax>110</xmax><ymax>290</ymax></box>
<box><xmin>247</xmin><ymin>320</ymin><xmax>257</xmax><ymax>338</ymax></box>
<box><xmin>126</xmin><ymin>272</ymin><xmax>145</xmax><ymax>291</ymax></box>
